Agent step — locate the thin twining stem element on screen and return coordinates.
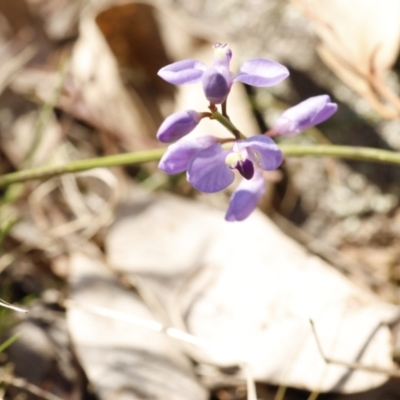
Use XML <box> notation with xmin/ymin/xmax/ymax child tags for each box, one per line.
<box><xmin>209</xmin><ymin>106</ymin><xmax>245</xmax><ymax>140</ymax></box>
<box><xmin>0</xmin><ymin>149</ymin><xmax>165</xmax><ymax>187</ymax></box>
<box><xmin>310</xmin><ymin>319</ymin><xmax>400</xmax><ymax>377</ymax></box>
<box><xmin>2</xmin><ymin>144</ymin><xmax>400</xmax><ymax>187</ymax></box>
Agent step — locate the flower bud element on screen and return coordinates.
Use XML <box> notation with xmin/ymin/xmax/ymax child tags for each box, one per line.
<box><xmin>272</xmin><ymin>95</ymin><xmax>337</xmax><ymax>136</ymax></box>
<box><xmin>157</xmin><ymin>110</ymin><xmax>201</xmax><ymax>143</ymax></box>
<box><xmin>202</xmin><ymin>68</ymin><xmax>231</xmax><ymax>104</ymax></box>
<box><xmin>213</xmin><ymin>43</ymin><xmax>232</xmax><ymax>69</ymax></box>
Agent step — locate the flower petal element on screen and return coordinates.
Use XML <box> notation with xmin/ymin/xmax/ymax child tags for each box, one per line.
<box><xmin>158</xmin><ymin>135</ymin><xmax>217</xmax><ymax>174</ymax></box>
<box><xmin>157</xmin><ymin>110</ymin><xmax>200</xmax><ymax>143</ymax></box>
<box><xmin>272</xmin><ymin>95</ymin><xmax>338</xmax><ymax>136</ymax></box>
<box><xmin>310</xmin><ymin>98</ymin><xmax>338</xmax><ymax>126</ymax></box>
<box><xmin>158</xmin><ymin>59</ymin><xmax>207</xmax><ymax>85</ymax></box>
<box><xmin>236</xmin><ymin>159</ymin><xmax>254</xmax><ymax>180</ymax></box>
<box><xmin>188</xmin><ymin>144</ymin><xmax>234</xmax><ymax>193</ymax></box>
<box><xmin>238</xmin><ymin>135</ymin><xmax>283</xmax><ymax>170</ymax></box>
<box><xmin>202</xmin><ymin>67</ymin><xmax>231</xmax><ymax>104</ymax></box>
<box><xmin>213</xmin><ymin>43</ymin><xmax>232</xmax><ymax>70</ymax></box>
<box><xmin>225</xmin><ymin>170</ymin><xmax>265</xmax><ymax>222</ymax></box>
<box><xmin>234</xmin><ymin>58</ymin><xmax>289</xmax><ymax>87</ymax></box>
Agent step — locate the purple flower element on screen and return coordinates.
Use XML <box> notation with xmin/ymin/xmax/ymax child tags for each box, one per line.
<box><xmin>159</xmin><ymin>134</ymin><xmax>282</xmax><ymax>194</ymax></box>
<box><xmin>156</xmin><ymin>45</ymin><xmax>338</xmax><ymax>222</ymax></box>
<box><xmin>157</xmin><ymin>110</ymin><xmax>201</xmax><ymax>143</ymax></box>
<box><xmin>272</xmin><ymin>95</ymin><xmax>338</xmax><ymax>136</ymax></box>
<box><xmin>186</xmin><ymin>135</ymin><xmax>282</xmax><ymax>193</ymax></box>
<box><xmin>158</xmin><ymin>43</ymin><xmax>289</xmax><ymax>104</ymax></box>
<box><xmin>158</xmin><ymin>135</ymin><xmax>218</xmax><ymax>174</ymax></box>
<box><xmin>225</xmin><ymin>170</ymin><xmax>266</xmax><ymax>222</ymax></box>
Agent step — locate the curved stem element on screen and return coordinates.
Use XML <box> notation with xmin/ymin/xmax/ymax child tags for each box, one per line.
<box><xmin>210</xmin><ymin>109</ymin><xmax>246</xmax><ymax>140</ymax></box>
<box><xmin>221</xmin><ymin>100</ymin><xmax>228</xmax><ymax>118</ymax></box>
<box><xmin>0</xmin><ymin>149</ymin><xmax>165</xmax><ymax>187</ymax></box>
<box><xmin>280</xmin><ymin>144</ymin><xmax>400</xmax><ymax>165</ymax></box>
<box><xmin>2</xmin><ymin>144</ymin><xmax>400</xmax><ymax>188</ymax></box>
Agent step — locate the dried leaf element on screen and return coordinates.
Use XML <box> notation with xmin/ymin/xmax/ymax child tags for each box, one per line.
<box><xmin>106</xmin><ymin>191</ymin><xmax>398</xmax><ymax>393</ymax></box>
<box><xmin>57</xmin><ymin>5</ymin><xmax>160</xmax><ymax>150</ymax></box>
<box><xmin>293</xmin><ymin>0</ymin><xmax>400</xmax><ymax>118</ymax></box>
<box><xmin>66</xmin><ymin>247</ymin><xmax>207</xmax><ymax>400</ymax></box>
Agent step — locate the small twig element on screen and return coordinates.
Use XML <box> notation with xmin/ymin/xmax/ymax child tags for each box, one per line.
<box><xmin>274</xmin><ymin>385</ymin><xmax>287</xmax><ymax>400</ymax></box>
<box><xmin>242</xmin><ymin>363</ymin><xmax>257</xmax><ymax>400</ymax></box>
<box><xmin>1</xmin><ymin>370</ymin><xmax>63</xmax><ymax>400</ymax></box>
<box><xmin>309</xmin><ymin>319</ymin><xmax>400</xmax><ymax>377</ymax></box>
<box><xmin>0</xmin><ymin>299</ymin><xmax>27</xmax><ymax>314</ymax></box>
<box><xmin>307</xmin><ymin>390</ymin><xmax>321</xmax><ymax>400</ymax></box>
<box><xmin>65</xmin><ymin>300</ymin><xmax>221</xmax><ymax>352</ymax></box>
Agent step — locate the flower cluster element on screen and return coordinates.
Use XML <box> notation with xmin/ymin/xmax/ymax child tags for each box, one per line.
<box><xmin>157</xmin><ymin>43</ymin><xmax>337</xmax><ymax>221</ymax></box>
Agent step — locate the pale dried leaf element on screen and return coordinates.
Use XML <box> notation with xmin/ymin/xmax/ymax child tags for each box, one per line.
<box><xmin>293</xmin><ymin>0</ymin><xmax>400</xmax><ymax>117</ymax></box>
<box><xmin>27</xmin><ymin>168</ymin><xmax>120</xmax><ymax>240</ymax></box>
<box><xmin>294</xmin><ymin>0</ymin><xmax>400</xmax><ymax>75</ymax></box>
<box><xmin>316</xmin><ymin>43</ymin><xmax>398</xmax><ymax>119</ymax></box>
<box><xmin>66</xmin><ymin>247</ymin><xmax>207</xmax><ymax>400</ymax></box>
<box><xmin>106</xmin><ymin>191</ymin><xmax>398</xmax><ymax>393</ymax></box>
<box><xmin>62</xmin><ymin>6</ymin><xmax>157</xmax><ymax>150</ymax></box>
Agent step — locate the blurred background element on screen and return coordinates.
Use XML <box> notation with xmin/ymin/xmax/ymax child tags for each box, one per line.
<box><xmin>2</xmin><ymin>0</ymin><xmax>400</xmax><ymax>399</ymax></box>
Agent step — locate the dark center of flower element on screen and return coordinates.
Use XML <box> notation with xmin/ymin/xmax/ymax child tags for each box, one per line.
<box><xmin>236</xmin><ymin>159</ymin><xmax>254</xmax><ymax>180</ymax></box>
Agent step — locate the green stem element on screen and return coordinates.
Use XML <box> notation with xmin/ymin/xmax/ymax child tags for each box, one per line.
<box><xmin>211</xmin><ymin>110</ymin><xmax>245</xmax><ymax>140</ymax></box>
<box><xmin>0</xmin><ymin>149</ymin><xmax>165</xmax><ymax>187</ymax></box>
<box><xmin>1</xmin><ymin>144</ymin><xmax>400</xmax><ymax>188</ymax></box>
<box><xmin>0</xmin><ymin>333</ymin><xmax>20</xmax><ymax>353</ymax></box>
<box><xmin>280</xmin><ymin>144</ymin><xmax>400</xmax><ymax>165</ymax></box>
